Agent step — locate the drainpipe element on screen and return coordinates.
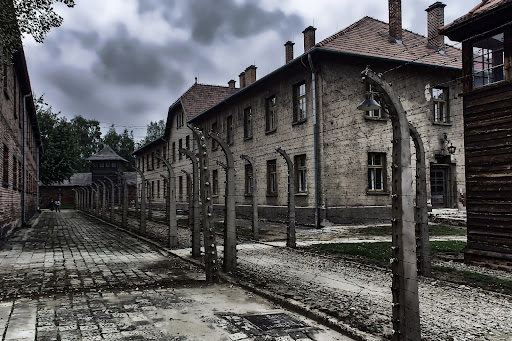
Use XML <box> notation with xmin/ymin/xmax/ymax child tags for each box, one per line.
<box><xmin>22</xmin><ymin>94</ymin><xmax>31</xmax><ymax>225</ymax></box>
<box><xmin>308</xmin><ymin>53</ymin><xmax>320</xmax><ymax>229</ymax></box>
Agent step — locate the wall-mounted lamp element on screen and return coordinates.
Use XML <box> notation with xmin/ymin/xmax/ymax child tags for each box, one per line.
<box><xmin>444</xmin><ymin>133</ymin><xmax>456</xmax><ymax>155</ymax></box>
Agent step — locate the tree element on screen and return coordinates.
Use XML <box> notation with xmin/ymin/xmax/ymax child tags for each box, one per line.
<box><xmin>1</xmin><ymin>0</ymin><xmax>75</xmax><ymax>67</ymax></box>
<box><xmin>70</xmin><ymin>115</ymin><xmax>102</xmax><ymax>173</ymax></box>
<box><xmin>37</xmin><ymin>100</ymin><xmax>75</xmax><ymax>185</ymax></box>
<box><xmin>102</xmin><ymin>125</ymin><xmax>136</xmax><ymax>171</ymax></box>
<box><xmin>140</xmin><ymin>119</ymin><xmax>165</xmax><ymax>146</ymax></box>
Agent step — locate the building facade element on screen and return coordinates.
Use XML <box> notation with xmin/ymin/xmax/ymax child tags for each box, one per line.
<box><xmin>136</xmin><ymin>1</ymin><xmax>466</xmax><ymax>227</ymax></box>
<box><xmin>0</xmin><ymin>47</ymin><xmax>41</xmax><ymax>237</ymax></box>
<box><xmin>441</xmin><ymin>0</ymin><xmax>512</xmax><ymax>269</ymax></box>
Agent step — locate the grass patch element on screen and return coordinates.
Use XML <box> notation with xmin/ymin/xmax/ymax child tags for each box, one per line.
<box><xmin>433</xmin><ymin>265</ymin><xmax>512</xmax><ymax>295</ymax></box>
<box><xmin>313</xmin><ymin>241</ymin><xmax>467</xmax><ymax>263</ymax></box>
<box><xmin>351</xmin><ymin>224</ymin><xmax>466</xmax><ymax>237</ymax></box>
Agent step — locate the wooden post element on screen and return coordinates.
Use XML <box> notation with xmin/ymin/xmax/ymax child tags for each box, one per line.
<box><xmin>240</xmin><ymin>154</ymin><xmax>259</xmax><ymax>240</ymax></box>
<box><xmin>135</xmin><ymin>168</ymin><xmax>146</xmax><ymax>235</ymax></box>
<box><xmin>362</xmin><ymin>68</ymin><xmax>421</xmax><ymax>340</ymax></box>
<box><xmin>209</xmin><ymin>132</ymin><xmax>237</xmax><ymax>272</ymax></box>
<box><xmin>156</xmin><ymin>154</ymin><xmax>178</xmax><ymax>248</ymax></box>
<box><xmin>181</xmin><ymin>148</ymin><xmax>201</xmax><ymax>259</ymax></box>
<box><xmin>276</xmin><ymin>147</ymin><xmax>296</xmax><ymax>248</ymax></box>
<box><xmin>409</xmin><ymin>123</ymin><xmax>431</xmax><ymax>277</ymax></box>
<box><xmin>191</xmin><ymin>126</ymin><xmax>219</xmax><ymax>283</ymax></box>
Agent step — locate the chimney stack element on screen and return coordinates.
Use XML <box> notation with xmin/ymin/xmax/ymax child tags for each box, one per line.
<box><xmin>303</xmin><ymin>26</ymin><xmax>317</xmax><ymax>52</ymax></box>
<box><xmin>285</xmin><ymin>41</ymin><xmax>295</xmax><ymax>64</ymax></box>
<box><xmin>388</xmin><ymin>0</ymin><xmax>403</xmax><ymax>42</ymax></box>
<box><xmin>239</xmin><ymin>72</ymin><xmax>246</xmax><ymax>88</ymax></box>
<box><xmin>228</xmin><ymin>79</ymin><xmax>236</xmax><ymax>88</ymax></box>
<box><xmin>245</xmin><ymin>65</ymin><xmax>257</xmax><ymax>86</ymax></box>
<box><xmin>426</xmin><ymin>2</ymin><xmax>446</xmax><ymax>51</ymax></box>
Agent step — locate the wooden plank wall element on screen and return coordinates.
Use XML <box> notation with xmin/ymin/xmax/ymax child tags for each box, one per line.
<box><xmin>464</xmin><ymin>82</ymin><xmax>512</xmax><ymax>261</ymax></box>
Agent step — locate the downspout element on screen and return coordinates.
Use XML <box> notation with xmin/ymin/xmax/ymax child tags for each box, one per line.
<box><xmin>308</xmin><ymin>53</ymin><xmax>320</xmax><ymax>229</ymax></box>
<box><xmin>22</xmin><ymin>94</ymin><xmax>31</xmax><ymax>225</ymax></box>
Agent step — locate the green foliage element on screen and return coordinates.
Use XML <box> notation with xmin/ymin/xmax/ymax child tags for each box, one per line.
<box><xmin>70</xmin><ymin>115</ymin><xmax>102</xmax><ymax>172</ymax></box>
<box><xmin>0</xmin><ymin>0</ymin><xmax>75</xmax><ymax>67</ymax></box>
<box><xmin>102</xmin><ymin>125</ymin><xmax>136</xmax><ymax>171</ymax></box>
<box><xmin>348</xmin><ymin>224</ymin><xmax>466</xmax><ymax>237</ymax></box>
<box><xmin>140</xmin><ymin>119</ymin><xmax>165</xmax><ymax>146</ymax></box>
<box><xmin>37</xmin><ymin>100</ymin><xmax>75</xmax><ymax>185</ymax></box>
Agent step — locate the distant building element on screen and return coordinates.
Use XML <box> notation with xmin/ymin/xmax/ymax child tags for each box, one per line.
<box><xmin>40</xmin><ymin>146</ymin><xmax>137</xmax><ymax>208</ymax></box>
<box><xmin>441</xmin><ymin>0</ymin><xmax>512</xmax><ymax>269</ymax></box>
<box><xmin>135</xmin><ymin>0</ymin><xmax>466</xmax><ymax>226</ymax></box>
<box><xmin>0</xmin><ymin>44</ymin><xmax>42</xmax><ymax>238</ymax></box>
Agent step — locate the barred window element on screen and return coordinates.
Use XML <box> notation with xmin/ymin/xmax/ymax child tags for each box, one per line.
<box><xmin>472</xmin><ymin>32</ymin><xmax>504</xmax><ymax>88</ymax></box>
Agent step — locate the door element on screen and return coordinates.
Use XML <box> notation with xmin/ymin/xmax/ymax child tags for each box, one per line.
<box><xmin>430</xmin><ymin>166</ymin><xmax>448</xmax><ymax>208</ymax></box>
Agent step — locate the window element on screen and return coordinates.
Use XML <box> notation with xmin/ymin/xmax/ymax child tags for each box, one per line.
<box><xmin>226</xmin><ymin>115</ymin><xmax>233</xmax><ymax>145</ymax></box>
<box><xmin>13</xmin><ymin>156</ymin><xmax>17</xmax><ymax>189</ymax></box>
<box><xmin>162</xmin><ymin>147</ymin><xmax>167</xmax><ymax>162</ymax></box>
<box><xmin>172</xmin><ymin>142</ymin><xmax>176</xmax><ymax>162</ymax></box>
<box><xmin>151</xmin><ymin>152</ymin><xmax>155</xmax><ymax>170</ymax></box>
<box><xmin>244</xmin><ymin>107</ymin><xmax>253</xmax><ymax>139</ymax></box>
<box><xmin>472</xmin><ymin>32</ymin><xmax>504</xmax><ymax>88</ymax></box>
<box><xmin>266</xmin><ymin>96</ymin><xmax>277</xmax><ymax>132</ymax></box>
<box><xmin>211</xmin><ymin>122</ymin><xmax>218</xmax><ymax>150</ymax></box>
<box><xmin>364</xmin><ymin>83</ymin><xmax>382</xmax><ymax>118</ymax></box>
<box><xmin>157</xmin><ymin>149</ymin><xmax>161</xmax><ymax>168</ymax></box>
<box><xmin>178</xmin><ymin>139</ymin><xmax>183</xmax><ymax>160</ymax></box>
<box><xmin>2</xmin><ymin>145</ymin><xmax>7</xmax><ymax>186</ymax></box>
<box><xmin>186</xmin><ymin>176</ymin><xmax>191</xmax><ymax>201</ymax></box>
<box><xmin>146</xmin><ymin>154</ymin><xmax>149</xmax><ymax>169</ymax></box>
<box><xmin>151</xmin><ymin>181</ymin><xmax>155</xmax><ymax>199</ymax></box>
<box><xmin>179</xmin><ymin>176</ymin><xmax>183</xmax><ymax>200</ymax></box>
<box><xmin>212</xmin><ymin>170</ymin><xmax>219</xmax><ymax>196</ymax></box>
<box><xmin>186</xmin><ymin>135</ymin><xmax>190</xmax><ymax>149</ymax></box>
<box><xmin>157</xmin><ymin>180</ymin><xmax>160</xmax><ymax>198</ymax></box>
<box><xmin>163</xmin><ymin>179</ymin><xmax>167</xmax><ymax>198</ymax></box>
<box><xmin>267</xmin><ymin>160</ymin><xmax>277</xmax><ymax>195</ymax></box>
<box><xmin>245</xmin><ymin>164</ymin><xmax>253</xmax><ymax>195</ymax></box>
<box><xmin>433</xmin><ymin>88</ymin><xmax>449</xmax><ymax>123</ymax></box>
<box><xmin>177</xmin><ymin>111</ymin><xmax>185</xmax><ymax>128</ymax></box>
<box><xmin>293</xmin><ymin>82</ymin><xmax>306</xmax><ymax>122</ymax></box>
<box><xmin>294</xmin><ymin>154</ymin><xmax>307</xmax><ymax>193</ymax></box>
<box><xmin>368</xmin><ymin>153</ymin><xmax>386</xmax><ymax>192</ymax></box>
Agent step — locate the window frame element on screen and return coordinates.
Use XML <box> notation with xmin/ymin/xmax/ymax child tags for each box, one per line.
<box><xmin>294</xmin><ymin>154</ymin><xmax>307</xmax><ymax>194</ymax></box>
<box><xmin>367</xmin><ymin>152</ymin><xmax>386</xmax><ymax>193</ymax></box>
<box><xmin>244</xmin><ymin>106</ymin><xmax>253</xmax><ymax>139</ymax></box>
<box><xmin>293</xmin><ymin>81</ymin><xmax>307</xmax><ymax>123</ymax></box>
<box><xmin>432</xmin><ymin>87</ymin><xmax>449</xmax><ymax>124</ymax></box>
<box><xmin>212</xmin><ymin>169</ymin><xmax>219</xmax><ymax>196</ymax></box>
<box><xmin>267</xmin><ymin>159</ymin><xmax>277</xmax><ymax>196</ymax></box>
<box><xmin>472</xmin><ymin>31</ymin><xmax>505</xmax><ymax>89</ymax></box>
<box><xmin>245</xmin><ymin>164</ymin><xmax>253</xmax><ymax>195</ymax></box>
<box><xmin>266</xmin><ymin>95</ymin><xmax>277</xmax><ymax>133</ymax></box>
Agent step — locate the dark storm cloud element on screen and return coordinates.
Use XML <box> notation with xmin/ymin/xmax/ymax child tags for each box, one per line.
<box><xmin>91</xmin><ymin>24</ymin><xmax>198</xmax><ymax>90</ymax></box>
<box><xmin>70</xmin><ymin>30</ymin><xmax>100</xmax><ymax>49</ymax></box>
<box><xmin>184</xmin><ymin>0</ymin><xmax>304</xmax><ymax>44</ymax></box>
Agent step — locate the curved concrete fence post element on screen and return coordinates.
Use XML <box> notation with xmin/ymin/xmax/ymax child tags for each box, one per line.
<box><xmin>276</xmin><ymin>147</ymin><xmax>296</xmax><ymax>248</ymax></box>
<box><xmin>240</xmin><ymin>154</ymin><xmax>259</xmax><ymax>240</ymax></box>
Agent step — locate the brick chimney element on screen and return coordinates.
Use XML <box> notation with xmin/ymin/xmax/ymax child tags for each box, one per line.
<box><xmin>228</xmin><ymin>79</ymin><xmax>236</xmax><ymax>88</ymax></box>
<box><xmin>285</xmin><ymin>41</ymin><xmax>295</xmax><ymax>64</ymax></box>
<box><xmin>239</xmin><ymin>72</ymin><xmax>246</xmax><ymax>88</ymax></box>
<box><xmin>303</xmin><ymin>26</ymin><xmax>316</xmax><ymax>52</ymax></box>
<box><xmin>388</xmin><ymin>0</ymin><xmax>402</xmax><ymax>42</ymax></box>
<box><xmin>426</xmin><ymin>2</ymin><xmax>446</xmax><ymax>51</ymax></box>
<box><xmin>245</xmin><ymin>65</ymin><xmax>257</xmax><ymax>86</ymax></box>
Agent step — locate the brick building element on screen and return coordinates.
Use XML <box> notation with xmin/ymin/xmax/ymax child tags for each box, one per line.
<box><xmin>441</xmin><ymin>0</ymin><xmax>512</xmax><ymax>268</ymax></box>
<box><xmin>0</xmin><ymin>46</ymin><xmax>41</xmax><ymax>238</ymax></box>
<box><xmin>136</xmin><ymin>1</ymin><xmax>466</xmax><ymax>226</ymax></box>
<box><xmin>40</xmin><ymin>146</ymin><xmax>137</xmax><ymax>208</ymax></box>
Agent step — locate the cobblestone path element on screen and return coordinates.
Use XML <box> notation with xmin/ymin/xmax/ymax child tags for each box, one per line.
<box><xmin>0</xmin><ymin>211</ymin><xmax>349</xmax><ymax>341</ymax></box>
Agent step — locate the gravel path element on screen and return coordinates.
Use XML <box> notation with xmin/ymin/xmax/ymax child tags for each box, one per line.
<box><xmin>234</xmin><ymin>244</ymin><xmax>512</xmax><ymax>341</ymax></box>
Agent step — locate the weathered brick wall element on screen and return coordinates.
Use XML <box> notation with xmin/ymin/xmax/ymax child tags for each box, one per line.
<box><xmin>0</xmin><ymin>54</ymin><xmax>40</xmax><ymax>237</ymax></box>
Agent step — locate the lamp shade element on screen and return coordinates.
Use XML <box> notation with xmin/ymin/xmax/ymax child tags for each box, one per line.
<box><xmin>357</xmin><ymin>98</ymin><xmax>381</xmax><ymax>111</ymax></box>
<box><xmin>447</xmin><ymin>144</ymin><xmax>456</xmax><ymax>155</ymax></box>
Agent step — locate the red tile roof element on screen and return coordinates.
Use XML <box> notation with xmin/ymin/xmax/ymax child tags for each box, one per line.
<box><xmin>179</xmin><ymin>83</ymin><xmax>239</xmax><ymax>120</ymax></box>
<box><xmin>316</xmin><ymin>16</ymin><xmax>461</xmax><ymax>69</ymax></box>
<box><xmin>441</xmin><ymin>0</ymin><xmax>512</xmax><ymax>31</ymax></box>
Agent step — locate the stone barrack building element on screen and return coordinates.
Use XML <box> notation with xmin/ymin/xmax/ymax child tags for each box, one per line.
<box><xmin>134</xmin><ymin>1</ymin><xmax>466</xmax><ymax>226</ymax></box>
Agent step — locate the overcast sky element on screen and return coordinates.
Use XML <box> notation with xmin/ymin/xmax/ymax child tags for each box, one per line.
<box><xmin>22</xmin><ymin>0</ymin><xmax>478</xmax><ymax>140</ymax></box>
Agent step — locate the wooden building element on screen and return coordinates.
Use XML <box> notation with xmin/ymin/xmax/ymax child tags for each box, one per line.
<box><xmin>441</xmin><ymin>0</ymin><xmax>512</xmax><ymax>269</ymax></box>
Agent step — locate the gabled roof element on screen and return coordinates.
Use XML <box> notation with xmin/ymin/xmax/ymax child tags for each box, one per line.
<box><xmin>87</xmin><ymin>145</ymin><xmax>127</xmax><ymax>162</ymax></box>
<box><xmin>179</xmin><ymin>83</ymin><xmax>239</xmax><ymax>120</ymax></box>
<box><xmin>316</xmin><ymin>16</ymin><xmax>461</xmax><ymax>69</ymax></box>
<box><xmin>440</xmin><ymin>0</ymin><xmax>512</xmax><ymax>41</ymax></box>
